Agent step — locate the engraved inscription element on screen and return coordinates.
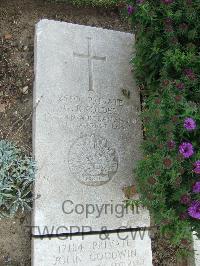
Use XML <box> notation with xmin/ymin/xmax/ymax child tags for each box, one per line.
<box><xmin>56</xmin><ymin>95</ymin><xmax>138</xmax><ymax>131</ymax></box>
<box><xmin>68</xmin><ymin>134</ymin><xmax>118</xmax><ymax>186</ymax></box>
<box><xmin>73</xmin><ymin>37</ymin><xmax>107</xmax><ymax>92</ymax></box>
<box><xmin>52</xmin><ymin>239</ymin><xmax>142</xmax><ymax>266</ymax></box>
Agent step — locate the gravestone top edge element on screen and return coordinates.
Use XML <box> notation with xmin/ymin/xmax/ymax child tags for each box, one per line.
<box><xmin>36</xmin><ymin>19</ymin><xmax>134</xmax><ymax>38</ymax></box>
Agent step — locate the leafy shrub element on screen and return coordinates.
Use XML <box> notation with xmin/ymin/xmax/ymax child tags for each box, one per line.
<box><xmin>0</xmin><ymin>140</ymin><xmax>35</xmax><ymax>218</ymax></box>
<box><xmin>126</xmin><ymin>0</ymin><xmax>200</xmax><ymax>255</ymax></box>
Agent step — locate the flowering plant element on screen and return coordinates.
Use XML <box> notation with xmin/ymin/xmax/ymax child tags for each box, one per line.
<box><xmin>126</xmin><ymin>0</ymin><xmax>200</xmax><ymax>254</ymax></box>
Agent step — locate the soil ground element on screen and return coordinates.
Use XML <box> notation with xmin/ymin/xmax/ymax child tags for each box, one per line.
<box><xmin>0</xmin><ymin>0</ymin><xmax>190</xmax><ymax>265</ymax></box>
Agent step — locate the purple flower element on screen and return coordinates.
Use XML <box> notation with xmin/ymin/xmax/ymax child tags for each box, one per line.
<box><xmin>164</xmin><ymin>19</ymin><xmax>173</xmax><ymax>32</ymax></box>
<box><xmin>167</xmin><ymin>140</ymin><xmax>175</xmax><ymax>150</ymax></box>
<box><xmin>161</xmin><ymin>0</ymin><xmax>174</xmax><ymax>4</ymax></box>
<box><xmin>194</xmin><ymin>167</ymin><xmax>200</xmax><ymax>174</ymax></box>
<box><xmin>180</xmin><ymin>194</ymin><xmax>191</xmax><ymax>205</ymax></box>
<box><xmin>163</xmin><ymin>157</ymin><xmax>173</xmax><ymax>168</ymax></box>
<box><xmin>176</xmin><ymin>82</ymin><xmax>185</xmax><ymax>90</ymax></box>
<box><xmin>193</xmin><ymin>182</ymin><xmax>200</xmax><ymax>193</ymax></box>
<box><xmin>164</xmin><ymin>18</ymin><xmax>172</xmax><ymax>25</ymax></box>
<box><xmin>171</xmin><ymin>37</ymin><xmax>178</xmax><ymax>44</ymax></box>
<box><xmin>175</xmin><ymin>95</ymin><xmax>182</xmax><ymax>102</ymax></box>
<box><xmin>179</xmin><ymin>142</ymin><xmax>194</xmax><ymax>158</ymax></box>
<box><xmin>194</xmin><ymin>161</ymin><xmax>200</xmax><ymax>174</ymax></box>
<box><xmin>165</xmin><ymin>26</ymin><xmax>173</xmax><ymax>33</ymax></box>
<box><xmin>136</xmin><ymin>0</ymin><xmax>144</xmax><ymax>3</ymax></box>
<box><xmin>127</xmin><ymin>5</ymin><xmax>135</xmax><ymax>15</ymax></box>
<box><xmin>179</xmin><ymin>212</ymin><xmax>188</xmax><ymax>220</ymax></box>
<box><xmin>163</xmin><ymin>80</ymin><xmax>170</xmax><ymax>86</ymax></box>
<box><xmin>184</xmin><ymin>68</ymin><xmax>196</xmax><ymax>80</ymax></box>
<box><xmin>194</xmin><ymin>161</ymin><xmax>200</xmax><ymax>168</ymax></box>
<box><xmin>184</xmin><ymin>118</ymin><xmax>196</xmax><ymax>131</ymax></box>
<box><xmin>188</xmin><ymin>201</ymin><xmax>200</xmax><ymax>219</ymax></box>
<box><xmin>179</xmin><ymin>23</ymin><xmax>188</xmax><ymax>31</ymax></box>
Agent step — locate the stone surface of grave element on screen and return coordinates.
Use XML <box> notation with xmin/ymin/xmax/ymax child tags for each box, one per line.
<box><xmin>33</xmin><ymin>19</ymin><xmax>150</xmax><ymax>235</ymax></box>
<box><xmin>32</xmin><ymin>231</ymin><xmax>152</xmax><ymax>266</ymax></box>
<box><xmin>193</xmin><ymin>233</ymin><xmax>200</xmax><ymax>265</ymax></box>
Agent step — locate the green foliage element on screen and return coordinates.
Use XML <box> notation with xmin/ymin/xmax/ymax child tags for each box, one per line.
<box><xmin>126</xmin><ymin>0</ymin><xmax>200</xmax><ymax>255</ymax></box>
<box><xmin>0</xmin><ymin>140</ymin><xmax>35</xmax><ymax>218</ymax></box>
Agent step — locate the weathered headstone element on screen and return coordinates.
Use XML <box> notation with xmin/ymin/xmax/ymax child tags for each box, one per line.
<box><xmin>32</xmin><ymin>19</ymin><xmax>152</xmax><ymax>265</ymax></box>
<box><xmin>33</xmin><ymin>231</ymin><xmax>152</xmax><ymax>266</ymax></box>
<box><xmin>193</xmin><ymin>233</ymin><xmax>200</xmax><ymax>265</ymax></box>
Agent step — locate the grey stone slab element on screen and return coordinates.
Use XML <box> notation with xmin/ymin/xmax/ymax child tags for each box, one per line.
<box><xmin>33</xmin><ymin>19</ymin><xmax>150</xmax><ymax>234</ymax></box>
<box><xmin>32</xmin><ymin>231</ymin><xmax>152</xmax><ymax>266</ymax></box>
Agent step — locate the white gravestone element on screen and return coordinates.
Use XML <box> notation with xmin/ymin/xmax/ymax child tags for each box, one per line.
<box><xmin>32</xmin><ymin>231</ymin><xmax>152</xmax><ymax>266</ymax></box>
<box><xmin>33</xmin><ymin>19</ymin><xmax>150</xmax><ymax>234</ymax></box>
<box><xmin>32</xmin><ymin>19</ymin><xmax>152</xmax><ymax>266</ymax></box>
<box><xmin>193</xmin><ymin>233</ymin><xmax>200</xmax><ymax>265</ymax></box>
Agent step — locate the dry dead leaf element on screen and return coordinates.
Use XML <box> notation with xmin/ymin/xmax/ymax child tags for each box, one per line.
<box><xmin>123</xmin><ymin>185</ymin><xmax>137</xmax><ymax>199</ymax></box>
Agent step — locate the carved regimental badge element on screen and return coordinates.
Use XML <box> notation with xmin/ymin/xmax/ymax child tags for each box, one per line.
<box><xmin>68</xmin><ymin>134</ymin><xmax>118</xmax><ymax>186</ymax></box>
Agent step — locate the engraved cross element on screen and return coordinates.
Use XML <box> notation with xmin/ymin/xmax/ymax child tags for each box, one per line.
<box><xmin>73</xmin><ymin>37</ymin><xmax>106</xmax><ymax>92</ymax></box>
